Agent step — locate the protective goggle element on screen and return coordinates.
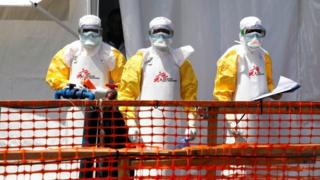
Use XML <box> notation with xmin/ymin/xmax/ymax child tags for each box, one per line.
<box><xmin>149</xmin><ymin>25</ymin><xmax>174</xmax><ymax>39</ymax></box>
<box><xmin>149</xmin><ymin>32</ymin><xmax>173</xmax><ymax>40</ymax></box>
<box><xmin>78</xmin><ymin>25</ymin><xmax>102</xmax><ymax>36</ymax></box>
<box><xmin>241</xmin><ymin>28</ymin><xmax>266</xmax><ymax>38</ymax></box>
<box><xmin>243</xmin><ymin>31</ymin><xmax>265</xmax><ymax>40</ymax></box>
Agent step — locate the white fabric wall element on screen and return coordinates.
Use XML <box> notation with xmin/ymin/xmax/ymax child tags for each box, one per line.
<box><xmin>0</xmin><ymin>0</ymin><xmax>87</xmax><ymax>100</ymax></box>
<box><xmin>120</xmin><ymin>0</ymin><xmax>320</xmax><ymax>101</ymax></box>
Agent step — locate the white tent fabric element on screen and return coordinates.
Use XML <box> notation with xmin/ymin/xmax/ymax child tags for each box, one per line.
<box><xmin>0</xmin><ymin>0</ymin><xmax>86</xmax><ymax>100</ymax></box>
<box><xmin>120</xmin><ymin>0</ymin><xmax>320</xmax><ymax>101</ymax></box>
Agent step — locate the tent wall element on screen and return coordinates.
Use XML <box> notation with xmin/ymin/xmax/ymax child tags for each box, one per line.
<box><xmin>0</xmin><ymin>0</ymin><xmax>87</xmax><ymax>100</ymax></box>
<box><xmin>0</xmin><ymin>0</ymin><xmax>69</xmax><ymax>20</ymax></box>
<box><xmin>120</xmin><ymin>0</ymin><xmax>320</xmax><ymax>101</ymax></box>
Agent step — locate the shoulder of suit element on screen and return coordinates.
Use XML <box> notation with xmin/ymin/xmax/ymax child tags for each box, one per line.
<box><xmin>62</xmin><ymin>40</ymin><xmax>81</xmax><ymax>55</ymax></box>
<box><xmin>100</xmin><ymin>42</ymin><xmax>115</xmax><ymax>54</ymax></box>
<box><xmin>134</xmin><ymin>47</ymin><xmax>151</xmax><ymax>63</ymax></box>
<box><xmin>99</xmin><ymin>42</ymin><xmax>121</xmax><ymax>62</ymax></box>
<box><xmin>218</xmin><ymin>45</ymin><xmax>240</xmax><ymax>62</ymax></box>
<box><xmin>124</xmin><ymin>48</ymin><xmax>147</xmax><ymax>66</ymax></box>
<box><xmin>101</xmin><ymin>42</ymin><xmax>114</xmax><ymax>50</ymax></box>
<box><xmin>171</xmin><ymin>45</ymin><xmax>195</xmax><ymax>67</ymax></box>
<box><xmin>136</xmin><ymin>47</ymin><xmax>150</xmax><ymax>56</ymax></box>
<box><xmin>59</xmin><ymin>41</ymin><xmax>82</xmax><ymax>64</ymax></box>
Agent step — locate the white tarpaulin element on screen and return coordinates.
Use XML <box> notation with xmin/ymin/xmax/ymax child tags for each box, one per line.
<box><xmin>0</xmin><ymin>0</ymin><xmax>85</xmax><ymax>100</ymax></box>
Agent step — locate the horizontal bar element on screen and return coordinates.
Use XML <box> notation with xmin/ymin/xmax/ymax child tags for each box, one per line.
<box><xmin>1</xmin><ymin>144</ymin><xmax>319</xmax><ymax>164</ymax></box>
<box><xmin>0</xmin><ymin>100</ymin><xmax>320</xmax><ymax>114</ymax></box>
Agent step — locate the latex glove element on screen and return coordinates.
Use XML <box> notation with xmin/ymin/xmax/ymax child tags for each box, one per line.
<box><xmin>185</xmin><ymin>128</ymin><xmax>197</xmax><ymax>141</ymax></box>
<box><xmin>128</xmin><ymin>127</ymin><xmax>141</xmax><ymax>143</ymax></box>
<box><xmin>127</xmin><ymin>119</ymin><xmax>141</xmax><ymax>143</ymax></box>
<box><xmin>91</xmin><ymin>88</ymin><xmax>109</xmax><ymax>99</ymax></box>
<box><xmin>185</xmin><ymin>113</ymin><xmax>198</xmax><ymax>141</ymax></box>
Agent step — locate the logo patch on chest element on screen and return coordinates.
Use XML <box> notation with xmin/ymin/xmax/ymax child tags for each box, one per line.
<box><xmin>248</xmin><ymin>65</ymin><xmax>264</xmax><ymax>77</ymax></box>
<box><xmin>76</xmin><ymin>68</ymin><xmax>100</xmax><ymax>80</ymax></box>
<box><xmin>77</xmin><ymin>68</ymin><xmax>90</xmax><ymax>79</ymax></box>
<box><xmin>153</xmin><ymin>71</ymin><xmax>177</xmax><ymax>83</ymax></box>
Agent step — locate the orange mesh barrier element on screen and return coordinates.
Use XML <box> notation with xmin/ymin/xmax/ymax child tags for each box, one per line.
<box><xmin>0</xmin><ymin>100</ymin><xmax>320</xmax><ymax>179</ymax></box>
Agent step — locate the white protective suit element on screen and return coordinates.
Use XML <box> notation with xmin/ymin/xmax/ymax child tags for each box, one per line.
<box><xmin>118</xmin><ymin>17</ymin><xmax>198</xmax><ymax>177</ymax></box>
<box><xmin>214</xmin><ymin>16</ymin><xmax>274</xmax><ymax>144</ymax></box>
<box><xmin>46</xmin><ymin>15</ymin><xmax>125</xmax><ymax>96</ymax></box>
<box><xmin>214</xmin><ymin>16</ymin><xmax>276</xmax><ymax>177</ymax></box>
<box><xmin>46</xmin><ymin>14</ymin><xmax>125</xmax><ymax>148</ymax></box>
<box><xmin>45</xmin><ymin>15</ymin><xmax>125</xmax><ymax>179</ymax></box>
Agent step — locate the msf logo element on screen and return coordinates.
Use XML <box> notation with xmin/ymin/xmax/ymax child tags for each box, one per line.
<box><xmin>248</xmin><ymin>65</ymin><xmax>264</xmax><ymax>77</ymax></box>
<box><xmin>153</xmin><ymin>71</ymin><xmax>177</xmax><ymax>83</ymax></box>
<box><xmin>77</xmin><ymin>68</ymin><xmax>90</xmax><ymax>79</ymax></box>
<box><xmin>154</xmin><ymin>71</ymin><xmax>169</xmax><ymax>82</ymax></box>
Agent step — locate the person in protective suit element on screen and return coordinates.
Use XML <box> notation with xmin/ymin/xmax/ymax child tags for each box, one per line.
<box><xmin>45</xmin><ymin>14</ymin><xmax>126</xmax><ymax>178</ymax></box>
<box><xmin>213</xmin><ymin>16</ymin><xmax>281</xmax><ymax>177</ymax></box>
<box><xmin>118</xmin><ymin>16</ymin><xmax>198</xmax><ymax>177</ymax></box>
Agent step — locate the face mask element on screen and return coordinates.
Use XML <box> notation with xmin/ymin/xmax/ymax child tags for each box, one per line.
<box><xmin>79</xmin><ymin>31</ymin><xmax>102</xmax><ymax>48</ymax></box>
<box><xmin>149</xmin><ymin>33</ymin><xmax>173</xmax><ymax>51</ymax></box>
<box><xmin>244</xmin><ymin>32</ymin><xmax>263</xmax><ymax>49</ymax></box>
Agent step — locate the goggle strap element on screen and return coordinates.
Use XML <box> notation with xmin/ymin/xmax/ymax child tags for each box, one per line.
<box><xmin>240</xmin><ymin>29</ymin><xmax>245</xmax><ymax>36</ymax></box>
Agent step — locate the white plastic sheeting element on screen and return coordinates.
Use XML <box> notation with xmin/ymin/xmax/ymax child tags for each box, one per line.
<box><xmin>119</xmin><ymin>0</ymin><xmax>320</xmax><ymax>101</ymax></box>
<box><xmin>0</xmin><ymin>0</ymin><xmax>86</xmax><ymax>100</ymax></box>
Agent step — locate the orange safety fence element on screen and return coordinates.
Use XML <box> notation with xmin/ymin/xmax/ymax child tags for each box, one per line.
<box><xmin>0</xmin><ymin>100</ymin><xmax>320</xmax><ymax>179</ymax></box>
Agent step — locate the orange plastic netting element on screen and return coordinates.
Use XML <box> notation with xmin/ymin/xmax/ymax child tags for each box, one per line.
<box><xmin>0</xmin><ymin>100</ymin><xmax>319</xmax><ymax>179</ymax></box>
